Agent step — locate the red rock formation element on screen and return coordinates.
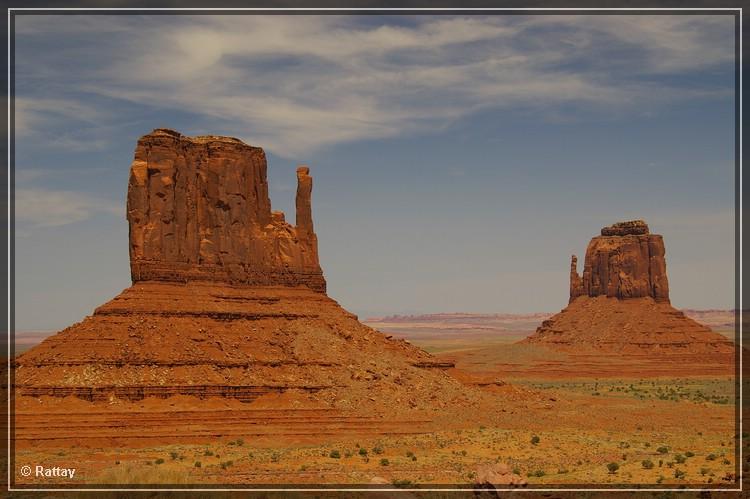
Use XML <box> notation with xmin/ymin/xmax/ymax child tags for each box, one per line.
<box><xmin>525</xmin><ymin>220</ymin><xmax>733</xmax><ymax>354</ymax></box>
<box><xmin>569</xmin><ymin>255</ymin><xmax>583</xmax><ymax>303</ymax></box>
<box><xmin>127</xmin><ymin>129</ymin><xmax>325</xmax><ymax>292</ymax></box>
<box><xmin>15</xmin><ymin>128</ymin><xmax>498</xmax><ymax>428</ymax></box>
<box><xmin>571</xmin><ymin>220</ymin><xmax>669</xmax><ymax>303</ymax></box>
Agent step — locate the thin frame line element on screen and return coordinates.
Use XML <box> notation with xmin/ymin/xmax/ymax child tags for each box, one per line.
<box><xmin>5</xmin><ymin>6</ymin><xmax>743</xmax><ymax>493</ymax></box>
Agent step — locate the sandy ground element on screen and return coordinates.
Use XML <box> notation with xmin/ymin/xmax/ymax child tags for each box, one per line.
<box><xmin>10</xmin><ymin>310</ymin><xmax>741</xmax><ymax>488</ymax></box>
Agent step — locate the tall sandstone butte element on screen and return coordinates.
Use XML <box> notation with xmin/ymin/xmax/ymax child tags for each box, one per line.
<box><xmin>127</xmin><ymin>128</ymin><xmax>325</xmax><ymax>292</ymax></box>
<box><xmin>526</xmin><ymin>220</ymin><xmax>733</xmax><ymax>354</ymax></box>
<box><xmin>15</xmin><ymin>129</ymin><xmax>492</xmax><ymax>439</ymax></box>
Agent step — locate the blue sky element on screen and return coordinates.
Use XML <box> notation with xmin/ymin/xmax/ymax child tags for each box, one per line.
<box><xmin>13</xmin><ymin>14</ymin><xmax>736</xmax><ymax>330</ymax></box>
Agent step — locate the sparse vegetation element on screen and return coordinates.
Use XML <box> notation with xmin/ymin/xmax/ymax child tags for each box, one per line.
<box><xmin>642</xmin><ymin>459</ymin><xmax>654</xmax><ymax>469</ymax></box>
<box><xmin>531</xmin><ymin>435</ymin><xmax>540</xmax><ymax>445</ymax></box>
<box><xmin>329</xmin><ymin>450</ymin><xmax>341</xmax><ymax>459</ymax></box>
<box><xmin>380</xmin><ymin>458</ymin><xmax>390</xmax><ymax>466</ymax></box>
<box><xmin>607</xmin><ymin>462</ymin><xmax>619</xmax><ymax>474</ymax></box>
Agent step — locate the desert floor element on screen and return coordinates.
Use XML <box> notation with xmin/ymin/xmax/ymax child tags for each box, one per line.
<box><xmin>10</xmin><ymin>312</ymin><xmax>742</xmax><ymax>488</ymax></box>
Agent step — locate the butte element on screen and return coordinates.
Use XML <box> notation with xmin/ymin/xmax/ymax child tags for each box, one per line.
<box><xmin>14</xmin><ymin>129</ymin><xmax>500</xmax><ymax>447</ymax></box>
<box><xmin>523</xmin><ymin>220</ymin><xmax>735</xmax><ymax>358</ymax></box>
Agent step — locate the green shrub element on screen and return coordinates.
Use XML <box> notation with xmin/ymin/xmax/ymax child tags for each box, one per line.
<box><xmin>236</xmin><ymin>438</ymin><xmax>244</xmax><ymax>446</ymax></box>
<box><xmin>607</xmin><ymin>462</ymin><xmax>619</xmax><ymax>474</ymax></box>
<box><xmin>170</xmin><ymin>452</ymin><xmax>178</xmax><ymax>461</ymax></box>
<box><xmin>373</xmin><ymin>445</ymin><xmax>384</xmax><ymax>454</ymax></box>
<box><xmin>674</xmin><ymin>469</ymin><xmax>686</xmax><ymax>479</ymax></box>
<box><xmin>329</xmin><ymin>450</ymin><xmax>341</xmax><ymax>459</ymax></box>
<box><xmin>194</xmin><ymin>461</ymin><xmax>201</xmax><ymax>468</ymax></box>
<box><xmin>380</xmin><ymin>458</ymin><xmax>390</xmax><ymax>466</ymax></box>
<box><xmin>685</xmin><ymin>451</ymin><xmax>694</xmax><ymax>457</ymax></box>
<box><xmin>706</xmin><ymin>454</ymin><xmax>717</xmax><ymax>461</ymax></box>
<box><xmin>359</xmin><ymin>448</ymin><xmax>368</xmax><ymax>456</ymax></box>
<box><xmin>154</xmin><ymin>458</ymin><xmax>164</xmax><ymax>465</ymax></box>
<box><xmin>533</xmin><ymin>470</ymin><xmax>545</xmax><ymax>477</ymax></box>
<box><xmin>642</xmin><ymin>460</ymin><xmax>654</xmax><ymax>469</ymax></box>
<box><xmin>204</xmin><ymin>450</ymin><xmax>214</xmax><ymax>456</ymax></box>
<box><xmin>531</xmin><ymin>435</ymin><xmax>540</xmax><ymax>445</ymax></box>
<box><xmin>700</xmin><ymin>467</ymin><xmax>709</xmax><ymax>476</ymax></box>
<box><xmin>657</xmin><ymin>446</ymin><xmax>669</xmax><ymax>454</ymax></box>
<box><xmin>675</xmin><ymin>454</ymin><xmax>686</xmax><ymax>464</ymax></box>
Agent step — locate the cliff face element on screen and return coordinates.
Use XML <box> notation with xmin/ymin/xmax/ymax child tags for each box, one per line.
<box><xmin>127</xmin><ymin>129</ymin><xmax>325</xmax><ymax>292</ymax></box>
<box><xmin>569</xmin><ymin>220</ymin><xmax>669</xmax><ymax>303</ymax></box>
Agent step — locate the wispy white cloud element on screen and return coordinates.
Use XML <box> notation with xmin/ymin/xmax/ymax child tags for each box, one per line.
<box><xmin>15</xmin><ymin>15</ymin><xmax>734</xmax><ymax>157</ymax></box>
<box><xmin>15</xmin><ymin>188</ymin><xmax>122</xmax><ymax>228</ymax></box>
<box><xmin>15</xmin><ymin>98</ymin><xmax>103</xmax><ymax>136</ymax></box>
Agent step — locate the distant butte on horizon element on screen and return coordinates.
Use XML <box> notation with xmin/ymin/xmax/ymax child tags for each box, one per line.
<box><xmin>524</xmin><ymin>220</ymin><xmax>734</xmax><ymax>355</ymax></box>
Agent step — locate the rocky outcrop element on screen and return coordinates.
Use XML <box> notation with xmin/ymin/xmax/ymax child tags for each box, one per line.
<box><xmin>473</xmin><ymin>462</ymin><xmax>527</xmax><ymax>491</ymax></box>
<box><xmin>525</xmin><ymin>220</ymin><xmax>734</xmax><ymax>354</ymax></box>
<box><xmin>570</xmin><ymin>220</ymin><xmax>669</xmax><ymax>303</ymax></box>
<box><xmin>127</xmin><ymin>129</ymin><xmax>325</xmax><ymax>292</ymax></box>
<box><xmin>569</xmin><ymin>255</ymin><xmax>583</xmax><ymax>303</ymax></box>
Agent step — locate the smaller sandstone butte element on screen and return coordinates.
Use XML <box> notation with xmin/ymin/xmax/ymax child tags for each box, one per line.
<box><xmin>127</xmin><ymin>129</ymin><xmax>325</xmax><ymax>292</ymax></box>
<box><xmin>569</xmin><ymin>220</ymin><xmax>669</xmax><ymax>303</ymax></box>
<box><xmin>525</xmin><ymin>220</ymin><xmax>734</xmax><ymax>354</ymax></box>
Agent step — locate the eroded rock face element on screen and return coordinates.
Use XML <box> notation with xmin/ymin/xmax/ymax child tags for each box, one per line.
<box><xmin>127</xmin><ymin>129</ymin><xmax>325</xmax><ymax>292</ymax></box>
<box><xmin>570</xmin><ymin>220</ymin><xmax>669</xmax><ymax>303</ymax></box>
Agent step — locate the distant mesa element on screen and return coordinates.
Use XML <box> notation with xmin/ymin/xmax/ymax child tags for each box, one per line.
<box><xmin>526</xmin><ymin>220</ymin><xmax>734</xmax><ymax>354</ymax></box>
